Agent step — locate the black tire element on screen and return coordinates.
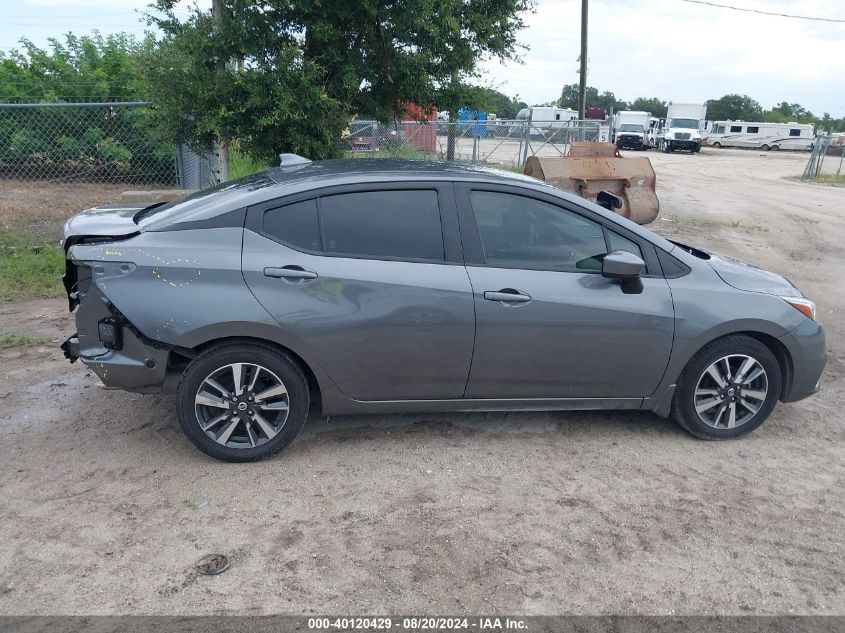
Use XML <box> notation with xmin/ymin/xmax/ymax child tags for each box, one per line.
<box><xmin>771</xmin><ymin>144</ymin><xmax>780</xmax><ymax>151</ymax></box>
<box><xmin>671</xmin><ymin>335</ymin><xmax>782</xmax><ymax>440</ymax></box>
<box><xmin>712</xmin><ymin>141</ymin><xmax>721</xmax><ymax>148</ymax></box>
<box><xmin>176</xmin><ymin>342</ymin><xmax>310</xmax><ymax>462</ymax></box>
<box><xmin>761</xmin><ymin>144</ymin><xmax>770</xmax><ymax>151</ymax></box>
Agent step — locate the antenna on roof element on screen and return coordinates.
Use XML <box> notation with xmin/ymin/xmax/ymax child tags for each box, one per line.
<box><xmin>279</xmin><ymin>153</ymin><xmax>312</xmax><ymax>167</ymax></box>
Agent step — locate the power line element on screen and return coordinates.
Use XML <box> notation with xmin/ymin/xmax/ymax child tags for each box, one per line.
<box><xmin>680</xmin><ymin>0</ymin><xmax>845</xmax><ymax>23</ymax></box>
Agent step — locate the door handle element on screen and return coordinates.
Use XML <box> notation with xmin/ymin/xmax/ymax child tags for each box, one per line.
<box><xmin>483</xmin><ymin>290</ymin><xmax>532</xmax><ymax>304</ymax></box>
<box><xmin>263</xmin><ymin>266</ymin><xmax>318</xmax><ymax>281</ymax></box>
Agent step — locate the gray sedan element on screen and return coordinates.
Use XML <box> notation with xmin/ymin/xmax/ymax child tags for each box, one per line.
<box><xmin>60</xmin><ymin>159</ymin><xmax>827</xmax><ymax>461</ymax></box>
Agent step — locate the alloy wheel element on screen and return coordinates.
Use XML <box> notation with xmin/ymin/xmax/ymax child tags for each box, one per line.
<box><xmin>693</xmin><ymin>354</ymin><xmax>768</xmax><ymax>429</ymax></box>
<box><xmin>194</xmin><ymin>362</ymin><xmax>290</xmax><ymax>449</ymax></box>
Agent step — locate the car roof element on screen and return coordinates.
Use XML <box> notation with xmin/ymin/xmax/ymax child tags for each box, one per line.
<box><xmin>264</xmin><ymin>158</ymin><xmax>544</xmax><ymax>187</ymax></box>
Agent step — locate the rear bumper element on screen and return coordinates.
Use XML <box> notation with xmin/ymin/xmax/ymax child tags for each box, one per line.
<box><xmin>779</xmin><ymin>319</ymin><xmax>828</xmax><ymax>402</ymax></box>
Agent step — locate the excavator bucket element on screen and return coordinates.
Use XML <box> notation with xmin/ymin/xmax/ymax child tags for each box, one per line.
<box><xmin>524</xmin><ymin>142</ymin><xmax>660</xmax><ymax>224</ymax></box>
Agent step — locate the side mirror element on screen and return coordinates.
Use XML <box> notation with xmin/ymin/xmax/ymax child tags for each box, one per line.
<box><xmin>602</xmin><ymin>250</ymin><xmax>645</xmax><ymax>279</ymax></box>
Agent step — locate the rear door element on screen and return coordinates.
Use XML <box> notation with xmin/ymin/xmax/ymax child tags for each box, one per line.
<box><xmin>242</xmin><ymin>183</ymin><xmax>475</xmax><ymax>401</ymax></box>
<box><xmin>456</xmin><ymin>184</ymin><xmax>675</xmax><ymax>400</ymax></box>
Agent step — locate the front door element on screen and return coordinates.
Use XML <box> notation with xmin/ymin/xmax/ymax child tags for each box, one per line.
<box><xmin>242</xmin><ymin>185</ymin><xmax>475</xmax><ymax>401</ymax></box>
<box><xmin>457</xmin><ymin>187</ymin><xmax>675</xmax><ymax>399</ymax></box>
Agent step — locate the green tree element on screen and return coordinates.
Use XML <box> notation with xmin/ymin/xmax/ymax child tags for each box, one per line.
<box><xmin>0</xmin><ymin>32</ymin><xmax>148</xmax><ymax>101</ymax></box>
<box><xmin>147</xmin><ymin>0</ymin><xmax>534</xmax><ymax>162</ymax></box>
<box><xmin>0</xmin><ymin>34</ymin><xmax>173</xmax><ymax>182</ymax></box>
<box><xmin>706</xmin><ymin>94</ymin><xmax>763</xmax><ymax>122</ymax></box>
<box><xmin>557</xmin><ymin>84</ymin><xmax>626</xmax><ymax>113</ymax></box>
<box><xmin>772</xmin><ymin>101</ymin><xmax>812</xmax><ymax>120</ymax></box>
<box><xmin>629</xmin><ymin>97</ymin><xmax>667</xmax><ymax>117</ymax></box>
<box><xmin>459</xmin><ymin>86</ymin><xmax>527</xmax><ymax>118</ymax></box>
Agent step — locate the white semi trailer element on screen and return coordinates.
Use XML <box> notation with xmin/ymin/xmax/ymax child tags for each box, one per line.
<box><xmin>660</xmin><ymin>102</ymin><xmax>707</xmax><ymax>153</ymax></box>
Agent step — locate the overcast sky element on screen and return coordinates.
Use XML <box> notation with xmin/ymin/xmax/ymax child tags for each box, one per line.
<box><xmin>2</xmin><ymin>0</ymin><xmax>844</xmax><ymax>117</ymax></box>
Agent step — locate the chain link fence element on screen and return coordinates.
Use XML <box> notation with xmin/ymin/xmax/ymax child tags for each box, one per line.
<box><xmin>339</xmin><ymin>119</ymin><xmax>610</xmax><ymax>168</ymax></box>
<box><xmin>802</xmin><ymin>134</ymin><xmax>845</xmax><ymax>181</ymax></box>
<box><xmin>0</xmin><ymin>102</ymin><xmax>178</xmax><ymax>184</ymax></box>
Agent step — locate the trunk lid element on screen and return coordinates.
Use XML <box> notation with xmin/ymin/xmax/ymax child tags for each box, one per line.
<box><xmin>62</xmin><ymin>202</ymin><xmax>157</xmax><ymax>311</ymax></box>
<box><xmin>62</xmin><ymin>203</ymin><xmax>155</xmax><ymax>247</ymax></box>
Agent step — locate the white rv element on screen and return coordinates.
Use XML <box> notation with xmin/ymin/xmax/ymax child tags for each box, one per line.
<box><xmin>516</xmin><ymin>107</ymin><xmax>579</xmax><ymax>130</ymax></box>
<box><xmin>612</xmin><ymin>111</ymin><xmax>651</xmax><ymax>150</ymax></box>
<box><xmin>707</xmin><ymin>121</ymin><xmax>814</xmax><ymax>151</ymax></box>
<box><xmin>659</xmin><ymin>102</ymin><xmax>707</xmax><ymax>153</ymax></box>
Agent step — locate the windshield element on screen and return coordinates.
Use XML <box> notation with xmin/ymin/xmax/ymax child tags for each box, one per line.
<box><xmin>619</xmin><ymin>124</ymin><xmax>644</xmax><ymax>132</ymax></box>
<box><xmin>672</xmin><ymin>118</ymin><xmax>699</xmax><ymax>129</ymax></box>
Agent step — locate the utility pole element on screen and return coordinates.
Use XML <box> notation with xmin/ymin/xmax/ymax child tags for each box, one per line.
<box><xmin>446</xmin><ymin>69</ymin><xmax>458</xmax><ymax>161</ymax></box>
<box><xmin>578</xmin><ymin>0</ymin><xmax>588</xmax><ymax>120</ymax></box>
<box><xmin>212</xmin><ymin>0</ymin><xmax>230</xmax><ymax>182</ymax></box>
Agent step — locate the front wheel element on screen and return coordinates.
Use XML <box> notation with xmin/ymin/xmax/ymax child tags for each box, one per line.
<box><xmin>176</xmin><ymin>342</ymin><xmax>310</xmax><ymax>462</ymax></box>
<box><xmin>672</xmin><ymin>335</ymin><xmax>781</xmax><ymax>440</ymax></box>
<box><xmin>712</xmin><ymin>141</ymin><xmax>721</xmax><ymax>148</ymax></box>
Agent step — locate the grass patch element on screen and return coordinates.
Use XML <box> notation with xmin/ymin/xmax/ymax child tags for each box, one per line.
<box><xmin>0</xmin><ymin>332</ymin><xmax>50</xmax><ymax>348</ymax></box>
<box><xmin>0</xmin><ymin>229</ymin><xmax>65</xmax><ymax>301</ymax></box>
<box><xmin>229</xmin><ymin>147</ymin><xmax>272</xmax><ymax>179</ymax></box>
<box><xmin>810</xmin><ymin>174</ymin><xmax>845</xmax><ymax>186</ymax></box>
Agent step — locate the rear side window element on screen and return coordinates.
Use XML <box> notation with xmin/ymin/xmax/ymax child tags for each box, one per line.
<box><xmin>319</xmin><ymin>190</ymin><xmax>444</xmax><ymax>260</ymax></box>
<box><xmin>747</xmin><ymin>126</ymin><xmax>759</xmax><ymax>133</ymax></box>
<box><xmin>262</xmin><ymin>199</ymin><xmax>321</xmax><ymax>251</ymax></box>
<box><xmin>730</xmin><ymin>125</ymin><xmax>742</xmax><ymax>133</ymax></box>
<box><xmin>789</xmin><ymin>128</ymin><xmax>801</xmax><ymax>137</ymax></box>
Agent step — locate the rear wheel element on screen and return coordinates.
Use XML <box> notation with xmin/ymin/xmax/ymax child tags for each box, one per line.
<box><xmin>672</xmin><ymin>335</ymin><xmax>781</xmax><ymax>440</ymax></box>
<box><xmin>761</xmin><ymin>144</ymin><xmax>770</xmax><ymax>151</ymax></box>
<box><xmin>176</xmin><ymin>342</ymin><xmax>309</xmax><ymax>462</ymax></box>
<box><xmin>771</xmin><ymin>144</ymin><xmax>780</xmax><ymax>151</ymax></box>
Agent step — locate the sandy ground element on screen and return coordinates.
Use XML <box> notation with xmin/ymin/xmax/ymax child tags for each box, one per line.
<box><xmin>0</xmin><ymin>149</ymin><xmax>843</xmax><ymax>615</ymax></box>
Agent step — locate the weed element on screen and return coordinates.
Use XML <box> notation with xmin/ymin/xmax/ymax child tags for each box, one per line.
<box><xmin>0</xmin><ymin>229</ymin><xmax>65</xmax><ymax>301</ymax></box>
<box><xmin>0</xmin><ymin>332</ymin><xmax>50</xmax><ymax>348</ymax></box>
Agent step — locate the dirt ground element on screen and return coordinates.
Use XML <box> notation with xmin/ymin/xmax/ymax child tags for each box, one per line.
<box><xmin>0</xmin><ymin>180</ymin><xmax>153</xmax><ymax>238</ymax></box>
<box><xmin>0</xmin><ymin>149</ymin><xmax>843</xmax><ymax>616</ymax></box>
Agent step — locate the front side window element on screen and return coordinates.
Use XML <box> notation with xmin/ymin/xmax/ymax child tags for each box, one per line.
<box><xmin>747</xmin><ymin>126</ymin><xmax>760</xmax><ymax>133</ymax></box>
<box><xmin>469</xmin><ymin>191</ymin><xmax>609</xmax><ymax>270</ymax></box>
<box><xmin>730</xmin><ymin>125</ymin><xmax>742</xmax><ymax>133</ymax></box>
<box><xmin>319</xmin><ymin>190</ymin><xmax>444</xmax><ymax>260</ymax></box>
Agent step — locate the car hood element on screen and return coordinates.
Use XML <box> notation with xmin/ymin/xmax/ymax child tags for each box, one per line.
<box><xmin>707</xmin><ymin>251</ymin><xmax>801</xmax><ymax>298</ymax></box>
<box><xmin>62</xmin><ymin>203</ymin><xmax>151</xmax><ymax>246</ymax></box>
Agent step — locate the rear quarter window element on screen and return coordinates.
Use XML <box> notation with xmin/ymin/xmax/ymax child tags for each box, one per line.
<box><xmin>262</xmin><ymin>199</ymin><xmax>321</xmax><ymax>251</ymax></box>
